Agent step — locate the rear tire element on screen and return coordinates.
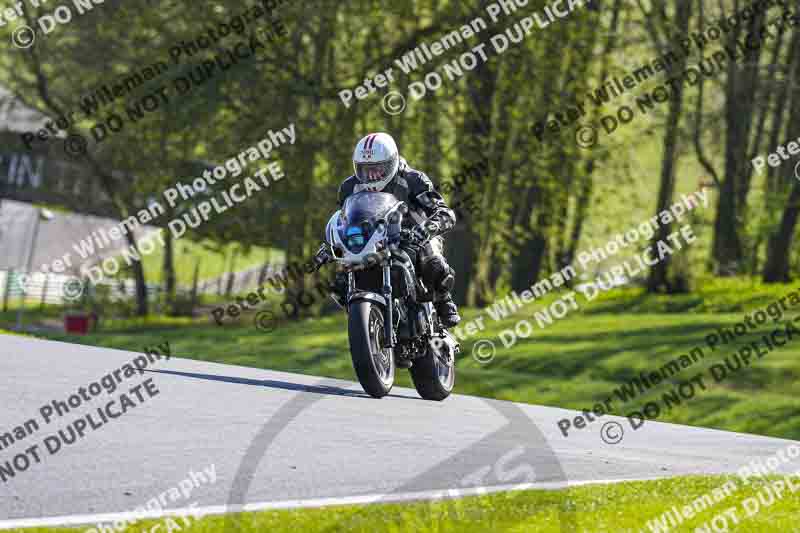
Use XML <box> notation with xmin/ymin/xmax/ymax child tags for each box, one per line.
<box><xmin>409</xmin><ymin>343</ymin><xmax>455</xmax><ymax>401</ymax></box>
<box><xmin>348</xmin><ymin>301</ymin><xmax>395</xmax><ymax>398</ymax></box>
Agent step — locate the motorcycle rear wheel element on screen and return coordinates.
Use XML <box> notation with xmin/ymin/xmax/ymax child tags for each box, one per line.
<box><xmin>348</xmin><ymin>301</ymin><xmax>395</xmax><ymax>398</ymax></box>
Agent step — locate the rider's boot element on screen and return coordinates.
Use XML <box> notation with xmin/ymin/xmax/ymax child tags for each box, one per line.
<box><xmin>435</xmin><ymin>293</ymin><xmax>461</xmax><ymax>328</ymax></box>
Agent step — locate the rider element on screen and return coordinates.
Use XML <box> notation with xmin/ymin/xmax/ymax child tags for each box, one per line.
<box><xmin>314</xmin><ymin>132</ymin><xmax>461</xmax><ymax>328</ymax></box>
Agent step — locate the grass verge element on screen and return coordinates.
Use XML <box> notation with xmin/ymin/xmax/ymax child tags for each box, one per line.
<box><xmin>13</xmin><ymin>475</ymin><xmax>800</xmax><ymax>532</ymax></box>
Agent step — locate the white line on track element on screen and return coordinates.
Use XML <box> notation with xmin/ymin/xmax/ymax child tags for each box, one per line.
<box><xmin>0</xmin><ymin>477</ymin><xmax>662</xmax><ymax>530</ymax></box>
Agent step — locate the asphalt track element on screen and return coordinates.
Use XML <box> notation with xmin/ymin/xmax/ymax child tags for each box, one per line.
<box><xmin>1</xmin><ymin>334</ymin><xmax>799</xmax><ymax>529</ymax></box>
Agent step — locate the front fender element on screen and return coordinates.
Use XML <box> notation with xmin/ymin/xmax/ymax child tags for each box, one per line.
<box><xmin>348</xmin><ymin>291</ymin><xmax>386</xmax><ymax>308</ymax></box>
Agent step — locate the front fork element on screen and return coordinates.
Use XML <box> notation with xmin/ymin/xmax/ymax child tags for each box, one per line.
<box><xmin>346</xmin><ymin>261</ymin><xmax>396</xmax><ymax>348</ymax></box>
<box><xmin>382</xmin><ymin>262</ymin><xmax>395</xmax><ymax>347</ymax></box>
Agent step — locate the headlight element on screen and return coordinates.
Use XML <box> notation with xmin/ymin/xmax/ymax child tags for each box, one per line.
<box><xmin>345</xmin><ymin>225</ymin><xmax>366</xmax><ymax>252</ymax></box>
<box><xmin>343</xmin><ymin>221</ymin><xmax>375</xmax><ymax>253</ymax></box>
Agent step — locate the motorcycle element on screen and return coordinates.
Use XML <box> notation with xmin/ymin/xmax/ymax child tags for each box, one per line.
<box><xmin>319</xmin><ymin>191</ymin><xmax>459</xmax><ymax>400</ymax></box>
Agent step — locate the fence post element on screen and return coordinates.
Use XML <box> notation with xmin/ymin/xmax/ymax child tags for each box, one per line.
<box><xmin>225</xmin><ymin>248</ymin><xmax>238</xmax><ymax>296</ymax></box>
<box><xmin>40</xmin><ymin>273</ymin><xmax>49</xmax><ymax>310</ymax></box>
<box><xmin>2</xmin><ymin>269</ymin><xmax>12</xmax><ymax>312</ymax></box>
<box><xmin>152</xmin><ymin>285</ymin><xmax>160</xmax><ymax>315</ymax></box>
<box><xmin>190</xmin><ymin>259</ymin><xmax>200</xmax><ymax>316</ymax></box>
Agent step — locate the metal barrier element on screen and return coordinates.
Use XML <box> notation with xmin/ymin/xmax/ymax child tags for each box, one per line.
<box><xmin>0</xmin><ymin>270</ymin><xmax>158</xmax><ymax>311</ymax></box>
<box><xmin>0</xmin><ymin>261</ymin><xmax>287</xmax><ymax>312</ymax></box>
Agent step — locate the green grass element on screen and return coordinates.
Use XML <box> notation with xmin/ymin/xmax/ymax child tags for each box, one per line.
<box><xmin>124</xmin><ymin>238</ymin><xmax>281</xmax><ymax>286</ymax></box>
<box><xmin>14</xmin><ymin>476</ymin><xmax>800</xmax><ymax>532</ymax></box>
<box><xmin>588</xmin><ymin>276</ymin><xmax>800</xmax><ymax>314</ymax></box>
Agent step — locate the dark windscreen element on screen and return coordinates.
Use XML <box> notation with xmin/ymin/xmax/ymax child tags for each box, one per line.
<box><xmin>343</xmin><ymin>192</ymin><xmax>398</xmax><ymax>223</ymax></box>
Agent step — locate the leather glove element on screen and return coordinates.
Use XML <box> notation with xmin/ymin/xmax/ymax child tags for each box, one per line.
<box><xmin>400</xmin><ymin>229</ymin><xmax>419</xmax><ymax>250</ymax></box>
<box><xmin>411</xmin><ymin>221</ymin><xmax>440</xmax><ymax>246</ymax></box>
<box><xmin>312</xmin><ymin>243</ymin><xmax>333</xmax><ymax>271</ymax></box>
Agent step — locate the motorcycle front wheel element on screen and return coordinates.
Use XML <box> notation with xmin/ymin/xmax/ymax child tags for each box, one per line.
<box><xmin>348</xmin><ymin>301</ymin><xmax>395</xmax><ymax>398</ymax></box>
<box><xmin>409</xmin><ymin>343</ymin><xmax>455</xmax><ymax>401</ymax></box>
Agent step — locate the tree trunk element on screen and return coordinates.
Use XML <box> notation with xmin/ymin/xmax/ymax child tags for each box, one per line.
<box><xmin>712</xmin><ymin>8</ymin><xmax>769</xmax><ymax>274</ymax></box>
<box><xmin>763</xmin><ymin>181</ymin><xmax>800</xmax><ymax>282</ymax></box>
<box><xmin>124</xmin><ymin>231</ymin><xmax>148</xmax><ymax>316</ymax></box>
<box><xmin>565</xmin><ymin>0</ymin><xmax>621</xmax><ymax>271</ymax></box>
<box><xmin>225</xmin><ymin>247</ymin><xmax>238</xmax><ymax>296</ymax></box>
<box><xmin>460</xmin><ymin>60</ymin><xmax>495</xmax><ymax>306</ymax></box>
<box><xmin>190</xmin><ymin>259</ymin><xmax>200</xmax><ymax>316</ymax></box>
<box><xmin>162</xmin><ymin>228</ymin><xmax>176</xmax><ymax>311</ymax></box>
<box><xmin>647</xmin><ymin>1</ymin><xmax>692</xmax><ymax>293</ymax></box>
<box><xmin>763</xmin><ymin>28</ymin><xmax>800</xmax><ymax>282</ymax></box>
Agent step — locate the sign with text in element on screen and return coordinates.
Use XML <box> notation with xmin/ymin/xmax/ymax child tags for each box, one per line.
<box><xmin>0</xmin><ymin>133</ymin><xmax>117</xmax><ymax>218</ymax></box>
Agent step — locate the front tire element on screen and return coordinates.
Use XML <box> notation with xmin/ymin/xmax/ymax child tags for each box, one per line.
<box><xmin>409</xmin><ymin>343</ymin><xmax>455</xmax><ymax>401</ymax></box>
<box><xmin>348</xmin><ymin>301</ymin><xmax>395</xmax><ymax>398</ymax></box>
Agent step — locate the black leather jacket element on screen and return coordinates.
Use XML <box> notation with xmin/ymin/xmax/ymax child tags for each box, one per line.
<box><xmin>337</xmin><ymin>157</ymin><xmax>456</xmax><ymax>236</ymax></box>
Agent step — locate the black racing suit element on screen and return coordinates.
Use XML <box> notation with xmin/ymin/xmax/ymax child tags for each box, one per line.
<box><xmin>335</xmin><ymin>157</ymin><xmax>460</xmax><ymax>326</ymax></box>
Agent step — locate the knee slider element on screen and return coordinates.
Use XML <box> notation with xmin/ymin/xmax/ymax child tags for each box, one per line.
<box><xmin>440</xmin><ymin>266</ymin><xmax>455</xmax><ymax>292</ymax></box>
<box><xmin>422</xmin><ymin>256</ymin><xmax>453</xmax><ymax>292</ymax></box>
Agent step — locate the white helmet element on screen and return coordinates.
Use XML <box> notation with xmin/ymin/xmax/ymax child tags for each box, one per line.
<box><xmin>352</xmin><ymin>132</ymin><xmax>400</xmax><ymax>191</ymax></box>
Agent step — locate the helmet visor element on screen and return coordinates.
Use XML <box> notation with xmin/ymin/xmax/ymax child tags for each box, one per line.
<box><xmin>355</xmin><ymin>159</ymin><xmax>395</xmax><ymax>184</ymax></box>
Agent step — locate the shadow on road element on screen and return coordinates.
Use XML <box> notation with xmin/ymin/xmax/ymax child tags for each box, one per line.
<box><xmin>148</xmin><ymin>369</ymin><xmax>421</xmax><ymax>400</ymax></box>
